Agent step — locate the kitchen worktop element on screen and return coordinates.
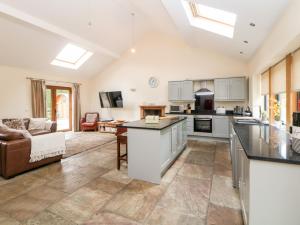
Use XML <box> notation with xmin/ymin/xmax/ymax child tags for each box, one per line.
<box><xmin>120</xmin><ymin>117</ymin><xmax>186</xmax><ymax>130</ymax></box>
<box><xmin>233</xmin><ymin>123</ymin><xmax>300</xmax><ymax>165</ymax></box>
<box><xmin>167</xmin><ymin>110</ymin><xmax>248</xmax><ymax>117</ymax></box>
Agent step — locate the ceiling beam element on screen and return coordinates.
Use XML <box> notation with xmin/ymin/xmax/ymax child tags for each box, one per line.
<box><xmin>0</xmin><ymin>2</ymin><xmax>120</xmax><ymax>59</ymax></box>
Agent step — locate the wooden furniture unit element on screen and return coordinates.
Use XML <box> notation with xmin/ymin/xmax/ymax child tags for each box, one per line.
<box><xmin>97</xmin><ymin>120</ymin><xmax>125</xmax><ymax>133</ymax></box>
<box><xmin>140</xmin><ymin>105</ymin><xmax>166</xmax><ymax>119</ymax></box>
<box><xmin>116</xmin><ymin>127</ymin><xmax>127</xmax><ymax>170</ymax></box>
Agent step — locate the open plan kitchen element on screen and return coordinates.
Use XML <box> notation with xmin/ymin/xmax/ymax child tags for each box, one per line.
<box><xmin>120</xmin><ymin>76</ymin><xmax>300</xmax><ymax>225</ymax></box>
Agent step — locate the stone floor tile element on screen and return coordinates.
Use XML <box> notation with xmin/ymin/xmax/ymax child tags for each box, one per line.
<box><xmin>101</xmin><ymin>169</ymin><xmax>132</xmax><ymax>184</ymax></box>
<box><xmin>82</xmin><ymin>211</ymin><xmax>141</xmax><ymax>225</ymax></box>
<box><xmin>104</xmin><ymin>180</ymin><xmax>165</xmax><ymax>222</ymax></box>
<box><xmin>49</xmin><ymin>186</ymin><xmax>111</xmax><ymax>224</ymax></box>
<box><xmin>210</xmin><ymin>175</ymin><xmax>241</xmax><ymax>210</ymax></box>
<box><xmin>158</xmin><ymin>176</ymin><xmax>210</xmax><ymax>218</ymax></box>
<box><xmin>0</xmin><ymin>174</ymin><xmax>47</xmax><ymax>204</ymax></box>
<box><xmin>25</xmin><ymin>211</ymin><xmax>76</xmax><ymax>225</ymax></box>
<box><xmin>145</xmin><ymin>206</ymin><xmax>205</xmax><ymax>225</ymax></box>
<box><xmin>190</xmin><ymin>141</ymin><xmax>216</xmax><ymax>152</ymax></box>
<box><xmin>0</xmin><ymin>212</ymin><xmax>21</xmax><ymax>225</ymax></box>
<box><xmin>207</xmin><ymin>203</ymin><xmax>243</xmax><ymax>225</ymax></box>
<box><xmin>161</xmin><ymin>167</ymin><xmax>179</xmax><ymax>184</ymax></box>
<box><xmin>85</xmin><ymin>177</ymin><xmax>126</xmax><ymax>194</ymax></box>
<box><xmin>185</xmin><ymin>151</ymin><xmax>215</xmax><ymax>166</ymax></box>
<box><xmin>178</xmin><ymin>163</ymin><xmax>213</xmax><ymax>180</ymax></box>
<box><xmin>0</xmin><ymin>186</ymin><xmax>66</xmax><ymax>222</ymax></box>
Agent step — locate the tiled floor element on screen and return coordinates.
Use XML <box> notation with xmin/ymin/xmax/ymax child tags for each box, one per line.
<box><xmin>0</xmin><ymin>140</ymin><xmax>243</xmax><ymax>225</ymax></box>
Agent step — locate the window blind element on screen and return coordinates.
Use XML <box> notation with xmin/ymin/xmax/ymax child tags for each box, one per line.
<box><xmin>261</xmin><ymin>70</ymin><xmax>269</xmax><ymax>95</ymax></box>
<box><xmin>271</xmin><ymin>60</ymin><xmax>286</xmax><ymax>94</ymax></box>
<box><xmin>292</xmin><ymin>49</ymin><xmax>300</xmax><ymax>91</ymax></box>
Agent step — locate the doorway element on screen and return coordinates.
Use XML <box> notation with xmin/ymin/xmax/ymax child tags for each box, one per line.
<box><xmin>46</xmin><ymin>86</ymin><xmax>72</xmax><ymax>131</ymax></box>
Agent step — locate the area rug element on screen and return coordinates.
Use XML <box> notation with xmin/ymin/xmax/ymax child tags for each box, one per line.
<box><xmin>64</xmin><ymin>132</ymin><xmax>116</xmax><ymax>158</ymax></box>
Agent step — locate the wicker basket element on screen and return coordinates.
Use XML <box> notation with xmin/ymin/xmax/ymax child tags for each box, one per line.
<box><xmin>292</xmin><ymin>137</ymin><xmax>300</xmax><ymax>153</ymax></box>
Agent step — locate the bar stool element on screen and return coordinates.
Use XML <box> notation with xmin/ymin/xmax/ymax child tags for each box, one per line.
<box><xmin>115</xmin><ymin>127</ymin><xmax>127</xmax><ymax>170</ymax></box>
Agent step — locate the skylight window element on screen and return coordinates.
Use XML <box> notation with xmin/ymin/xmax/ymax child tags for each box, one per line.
<box><xmin>182</xmin><ymin>0</ymin><xmax>237</xmax><ymax>38</ymax></box>
<box><xmin>51</xmin><ymin>43</ymin><xmax>93</xmax><ymax>70</ymax></box>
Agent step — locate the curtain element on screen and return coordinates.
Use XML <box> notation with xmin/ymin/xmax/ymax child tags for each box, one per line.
<box><xmin>271</xmin><ymin>60</ymin><xmax>286</xmax><ymax>94</ymax></box>
<box><xmin>261</xmin><ymin>70</ymin><xmax>269</xmax><ymax>95</ymax></box>
<box><xmin>292</xmin><ymin>49</ymin><xmax>300</xmax><ymax>91</ymax></box>
<box><xmin>31</xmin><ymin>79</ymin><xmax>46</xmax><ymax>118</ymax></box>
<box><xmin>73</xmin><ymin>83</ymin><xmax>81</xmax><ymax>131</ymax></box>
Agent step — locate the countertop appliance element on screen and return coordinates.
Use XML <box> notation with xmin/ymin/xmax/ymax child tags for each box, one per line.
<box><xmin>169</xmin><ymin>105</ymin><xmax>184</xmax><ymax>113</ymax></box>
<box><xmin>234</xmin><ymin>106</ymin><xmax>244</xmax><ymax>115</ymax></box>
<box><xmin>216</xmin><ymin>107</ymin><xmax>226</xmax><ymax>115</ymax></box>
<box><xmin>194</xmin><ymin>115</ymin><xmax>212</xmax><ymax>137</ymax></box>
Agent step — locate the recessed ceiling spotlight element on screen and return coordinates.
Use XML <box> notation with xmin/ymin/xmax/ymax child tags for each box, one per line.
<box><xmin>240</xmin><ymin>51</ymin><xmax>244</xmax><ymax>55</ymax></box>
<box><xmin>244</xmin><ymin>40</ymin><xmax>248</xmax><ymax>44</ymax></box>
<box><xmin>250</xmin><ymin>22</ymin><xmax>256</xmax><ymax>27</ymax></box>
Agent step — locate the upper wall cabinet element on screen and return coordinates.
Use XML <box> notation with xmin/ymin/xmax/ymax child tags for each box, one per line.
<box><xmin>168</xmin><ymin>80</ymin><xmax>194</xmax><ymax>101</ymax></box>
<box><xmin>214</xmin><ymin>77</ymin><xmax>247</xmax><ymax>101</ymax></box>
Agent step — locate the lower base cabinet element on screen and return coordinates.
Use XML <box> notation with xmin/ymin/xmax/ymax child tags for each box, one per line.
<box><xmin>161</xmin><ymin>120</ymin><xmax>187</xmax><ymax>173</ymax></box>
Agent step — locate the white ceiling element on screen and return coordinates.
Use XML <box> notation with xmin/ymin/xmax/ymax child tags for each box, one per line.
<box><xmin>0</xmin><ymin>0</ymin><xmax>291</xmax><ymax>78</ymax></box>
<box><xmin>161</xmin><ymin>0</ymin><xmax>290</xmax><ymax>59</ymax></box>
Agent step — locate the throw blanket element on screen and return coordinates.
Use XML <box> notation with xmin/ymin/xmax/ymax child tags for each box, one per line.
<box><xmin>30</xmin><ymin>132</ymin><xmax>66</xmax><ymax>162</ymax></box>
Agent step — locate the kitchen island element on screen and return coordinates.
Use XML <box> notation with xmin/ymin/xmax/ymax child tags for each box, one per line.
<box><xmin>120</xmin><ymin>117</ymin><xmax>187</xmax><ymax>184</ymax></box>
<box><xmin>232</xmin><ymin>123</ymin><xmax>300</xmax><ymax>225</ymax></box>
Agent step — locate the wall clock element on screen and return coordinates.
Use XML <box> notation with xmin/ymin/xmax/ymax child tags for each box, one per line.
<box><xmin>148</xmin><ymin>76</ymin><xmax>159</xmax><ymax>88</ymax></box>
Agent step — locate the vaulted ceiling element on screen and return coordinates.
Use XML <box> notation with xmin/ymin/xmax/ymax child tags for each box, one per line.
<box><xmin>0</xmin><ymin>0</ymin><xmax>291</xmax><ymax>79</ymax></box>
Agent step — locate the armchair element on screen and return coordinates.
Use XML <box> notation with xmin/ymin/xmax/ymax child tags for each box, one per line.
<box><xmin>80</xmin><ymin>112</ymin><xmax>99</xmax><ymax>131</ymax></box>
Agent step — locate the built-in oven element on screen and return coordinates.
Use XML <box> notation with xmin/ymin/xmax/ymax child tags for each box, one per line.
<box><xmin>194</xmin><ymin>115</ymin><xmax>212</xmax><ymax>136</ymax></box>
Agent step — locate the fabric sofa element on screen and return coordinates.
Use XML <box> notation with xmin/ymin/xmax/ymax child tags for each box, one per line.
<box><xmin>0</xmin><ymin>118</ymin><xmax>62</xmax><ymax>179</ymax></box>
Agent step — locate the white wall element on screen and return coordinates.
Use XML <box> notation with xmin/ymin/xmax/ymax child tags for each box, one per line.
<box><xmin>0</xmin><ymin>65</ymin><xmax>90</xmax><ymax>119</ymax></box>
<box><xmin>248</xmin><ymin>0</ymin><xmax>300</xmax><ymax>116</ymax></box>
<box><xmin>89</xmin><ymin>32</ymin><xmax>248</xmax><ymax>121</ymax></box>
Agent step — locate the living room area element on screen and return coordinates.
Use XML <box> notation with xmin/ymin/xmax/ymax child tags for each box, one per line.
<box><xmin>1</xmin><ymin>0</ymin><xmax>300</xmax><ymax>224</ymax></box>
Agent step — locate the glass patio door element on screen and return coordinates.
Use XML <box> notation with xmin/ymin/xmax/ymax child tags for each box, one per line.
<box><xmin>46</xmin><ymin>86</ymin><xmax>72</xmax><ymax>131</ymax></box>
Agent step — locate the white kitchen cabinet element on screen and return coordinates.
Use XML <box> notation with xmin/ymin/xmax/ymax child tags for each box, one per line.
<box><xmin>214</xmin><ymin>79</ymin><xmax>229</xmax><ymax>101</ymax></box>
<box><xmin>181</xmin><ymin>80</ymin><xmax>194</xmax><ymax>101</ymax></box>
<box><xmin>214</xmin><ymin>77</ymin><xmax>247</xmax><ymax>101</ymax></box>
<box><xmin>171</xmin><ymin>125</ymin><xmax>178</xmax><ymax>156</ymax></box>
<box><xmin>168</xmin><ymin>80</ymin><xmax>194</xmax><ymax>101</ymax></box>
<box><xmin>182</xmin><ymin>120</ymin><xmax>188</xmax><ymax>147</ymax></box>
<box><xmin>229</xmin><ymin>77</ymin><xmax>247</xmax><ymax>100</ymax></box>
<box><xmin>238</xmin><ymin>141</ymin><xmax>250</xmax><ymax>225</ymax></box>
<box><xmin>212</xmin><ymin>116</ymin><xmax>230</xmax><ymax>138</ymax></box>
<box><xmin>160</xmin><ymin>128</ymin><xmax>172</xmax><ymax>171</ymax></box>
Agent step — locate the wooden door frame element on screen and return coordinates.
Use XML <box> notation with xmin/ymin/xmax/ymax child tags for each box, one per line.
<box><xmin>46</xmin><ymin>85</ymin><xmax>72</xmax><ymax>131</ymax></box>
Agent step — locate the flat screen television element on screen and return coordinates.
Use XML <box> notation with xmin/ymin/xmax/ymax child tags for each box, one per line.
<box><xmin>99</xmin><ymin>91</ymin><xmax>123</xmax><ymax>108</ymax></box>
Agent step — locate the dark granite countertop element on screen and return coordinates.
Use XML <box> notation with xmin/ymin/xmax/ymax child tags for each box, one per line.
<box><xmin>233</xmin><ymin>123</ymin><xmax>300</xmax><ymax>165</ymax></box>
<box><xmin>120</xmin><ymin>117</ymin><xmax>186</xmax><ymax>130</ymax></box>
<box><xmin>166</xmin><ymin>110</ymin><xmax>248</xmax><ymax>117</ymax></box>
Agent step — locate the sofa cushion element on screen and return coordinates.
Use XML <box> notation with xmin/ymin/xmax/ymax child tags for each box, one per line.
<box><xmin>28</xmin><ymin>118</ymin><xmax>48</xmax><ymax>130</ymax></box>
<box><xmin>0</xmin><ymin>126</ymin><xmax>26</xmax><ymax>141</ymax></box>
<box><xmin>0</xmin><ymin>131</ymin><xmax>25</xmax><ymax>141</ymax></box>
<box><xmin>86</xmin><ymin>114</ymin><xmax>97</xmax><ymax>123</ymax></box>
<box><xmin>29</xmin><ymin>129</ymin><xmax>51</xmax><ymax>136</ymax></box>
<box><xmin>3</xmin><ymin>119</ymin><xmax>26</xmax><ymax>130</ymax></box>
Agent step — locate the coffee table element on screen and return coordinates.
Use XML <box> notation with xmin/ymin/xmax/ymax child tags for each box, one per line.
<box><xmin>97</xmin><ymin>120</ymin><xmax>125</xmax><ymax>133</ymax></box>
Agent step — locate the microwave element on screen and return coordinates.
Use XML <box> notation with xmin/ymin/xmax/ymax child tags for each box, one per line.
<box><xmin>170</xmin><ymin>105</ymin><xmax>184</xmax><ymax>113</ymax></box>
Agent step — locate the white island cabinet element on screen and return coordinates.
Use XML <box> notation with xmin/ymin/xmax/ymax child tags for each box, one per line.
<box><xmin>123</xmin><ymin>117</ymin><xmax>187</xmax><ymax>184</ymax></box>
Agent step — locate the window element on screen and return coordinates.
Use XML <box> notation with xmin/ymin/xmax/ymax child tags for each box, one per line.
<box><xmin>181</xmin><ymin>0</ymin><xmax>237</xmax><ymax>38</ymax></box>
<box><xmin>274</xmin><ymin>93</ymin><xmax>287</xmax><ymax>125</ymax></box>
<box><xmin>260</xmin><ymin>94</ymin><xmax>269</xmax><ymax>121</ymax></box>
<box><xmin>51</xmin><ymin>43</ymin><xmax>93</xmax><ymax>70</ymax></box>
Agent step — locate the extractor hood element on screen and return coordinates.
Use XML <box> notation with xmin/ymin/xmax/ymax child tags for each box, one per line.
<box><xmin>195</xmin><ymin>80</ymin><xmax>214</xmax><ymax>96</ymax></box>
<box><xmin>195</xmin><ymin>88</ymin><xmax>214</xmax><ymax>96</ymax></box>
